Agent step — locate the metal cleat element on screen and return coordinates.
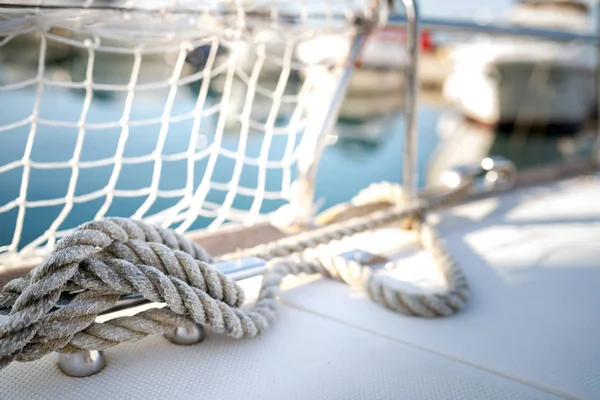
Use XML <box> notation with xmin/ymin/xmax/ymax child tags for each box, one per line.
<box><xmin>58</xmin><ymin>350</ymin><xmax>106</xmax><ymax>378</ymax></box>
<box><xmin>49</xmin><ymin>257</ymin><xmax>267</xmax><ymax>377</ymax></box>
<box><xmin>441</xmin><ymin>156</ymin><xmax>517</xmax><ymax>196</ymax></box>
<box><xmin>164</xmin><ymin>324</ymin><xmax>206</xmax><ymax>346</ymax></box>
<box><xmin>480</xmin><ymin>156</ymin><xmax>517</xmax><ymax>191</ymax></box>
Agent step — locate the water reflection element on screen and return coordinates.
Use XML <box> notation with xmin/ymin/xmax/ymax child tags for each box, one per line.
<box><xmin>333</xmin><ymin>116</ymin><xmax>397</xmax><ymax>150</ymax></box>
<box><xmin>0</xmin><ymin>26</ymin><xmax>596</xmax><ymax>251</ymax></box>
<box><xmin>428</xmin><ymin>110</ymin><xmax>596</xmax><ymax>186</ymax></box>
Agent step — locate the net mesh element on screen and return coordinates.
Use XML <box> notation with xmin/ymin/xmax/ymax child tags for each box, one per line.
<box><xmin>0</xmin><ymin>0</ymin><xmax>374</xmax><ymax>266</ymax></box>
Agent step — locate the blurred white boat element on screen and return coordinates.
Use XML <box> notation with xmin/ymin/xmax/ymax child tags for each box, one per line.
<box><xmin>443</xmin><ymin>0</ymin><xmax>595</xmax><ymax>128</ymax></box>
<box><xmin>297</xmin><ymin>27</ymin><xmax>450</xmax><ymax>98</ymax></box>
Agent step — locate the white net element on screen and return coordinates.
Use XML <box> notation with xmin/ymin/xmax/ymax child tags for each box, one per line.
<box><xmin>0</xmin><ymin>0</ymin><xmax>377</xmax><ymax>267</ymax></box>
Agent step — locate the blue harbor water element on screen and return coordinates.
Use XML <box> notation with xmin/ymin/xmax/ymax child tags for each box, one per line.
<box><xmin>0</xmin><ymin>0</ymin><xmax>596</xmax><ymax>250</ymax></box>
<box><xmin>1</xmin><ymin>73</ymin><xmax>585</xmax><ymax>250</ymax></box>
<box><xmin>0</xmin><ymin>75</ymin><xmax>441</xmax><ymax>248</ymax></box>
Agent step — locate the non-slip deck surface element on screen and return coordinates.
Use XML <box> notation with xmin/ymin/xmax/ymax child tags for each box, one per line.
<box><xmin>2</xmin><ymin>175</ymin><xmax>599</xmax><ymax>399</ymax></box>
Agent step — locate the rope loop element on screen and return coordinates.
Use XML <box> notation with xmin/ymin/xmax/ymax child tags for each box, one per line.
<box><xmin>0</xmin><ymin>183</ymin><xmax>471</xmax><ymax>372</ymax></box>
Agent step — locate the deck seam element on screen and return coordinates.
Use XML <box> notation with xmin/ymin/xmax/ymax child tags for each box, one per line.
<box><xmin>279</xmin><ymin>301</ymin><xmax>578</xmax><ymax>400</ymax></box>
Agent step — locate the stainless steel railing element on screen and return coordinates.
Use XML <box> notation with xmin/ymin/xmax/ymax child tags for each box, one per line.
<box><xmin>398</xmin><ymin>0</ymin><xmax>420</xmax><ymax>201</ymax></box>
<box><xmin>387</xmin><ymin>0</ymin><xmax>600</xmax><ymax>199</ymax></box>
<box><xmin>390</xmin><ymin>14</ymin><xmax>600</xmax><ymax>43</ymax></box>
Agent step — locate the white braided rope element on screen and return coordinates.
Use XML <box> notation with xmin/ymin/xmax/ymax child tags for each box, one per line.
<box><xmin>0</xmin><ymin>181</ymin><xmax>471</xmax><ymax>372</ymax></box>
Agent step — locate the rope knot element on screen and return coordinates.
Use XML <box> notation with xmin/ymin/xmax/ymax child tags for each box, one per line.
<box><xmin>0</xmin><ymin>217</ymin><xmax>248</xmax><ymax>368</ymax></box>
<box><xmin>1</xmin><ymin>182</ymin><xmax>472</xmax><ymax>372</ymax></box>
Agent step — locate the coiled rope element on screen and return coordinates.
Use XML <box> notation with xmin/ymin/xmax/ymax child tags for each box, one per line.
<box><xmin>0</xmin><ymin>181</ymin><xmax>472</xmax><ymax>371</ymax></box>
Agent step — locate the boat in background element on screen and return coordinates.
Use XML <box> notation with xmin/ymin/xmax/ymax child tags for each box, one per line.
<box><xmin>350</xmin><ymin>27</ymin><xmax>451</xmax><ymax>92</ymax></box>
<box><xmin>506</xmin><ymin>0</ymin><xmax>591</xmax><ymax>32</ymax></box>
<box><xmin>443</xmin><ymin>0</ymin><xmax>595</xmax><ymax>130</ymax></box>
<box><xmin>297</xmin><ymin>27</ymin><xmax>451</xmax><ymax>99</ymax></box>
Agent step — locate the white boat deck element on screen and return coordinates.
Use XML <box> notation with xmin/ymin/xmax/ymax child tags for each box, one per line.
<box><xmin>2</xmin><ymin>174</ymin><xmax>599</xmax><ymax>399</ymax></box>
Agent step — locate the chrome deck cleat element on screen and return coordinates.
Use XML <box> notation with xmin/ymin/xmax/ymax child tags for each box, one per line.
<box><xmin>441</xmin><ymin>156</ymin><xmax>517</xmax><ymax>196</ymax></box>
<box><xmin>164</xmin><ymin>324</ymin><xmax>206</xmax><ymax>346</ymax></box>
<box><xmin>58</xmin><ymin>350</ymin><xmax>106</xmax><ymax>378</ymax></box>
<box><xmin>42</xmin><ymin>258</ymin><xmax>268</xmax><ymax>377</ymax></box>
